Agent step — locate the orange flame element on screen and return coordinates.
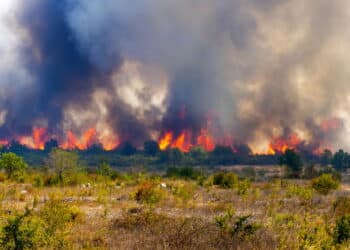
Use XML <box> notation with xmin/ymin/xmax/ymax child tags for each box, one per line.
<box><xmin>159</xmin><ymin>132</ymin><xmax>173</xmax><ymax>150</ymax></box>
<box><xmin>197</xmin><ymin>129</ymin><xmax>215</xmax><ymax>151</ymax></box>
<box><xmin>61</xmin><ymin>128</ymin><xmax>97</xmax><ymax>150</ymax></box>
<box><xmin>267</xmin><ymin>133</ymin><xmax>301</xmax><ymax>155</ymax></box>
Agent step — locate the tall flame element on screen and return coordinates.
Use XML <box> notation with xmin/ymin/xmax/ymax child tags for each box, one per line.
<box><xmin>267</xmin><ymin>133</ymin><xmax>301</xmax><ymax>155</ymax></box>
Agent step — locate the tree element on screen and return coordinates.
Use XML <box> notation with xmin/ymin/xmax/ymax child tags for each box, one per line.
<box><xmin>97</xmin><ymin>161</ymin><xmax>113</xmax><ymax>177</ymax></box>
<box><xmin>321</xmin><ymin>149</ymin><xmax>333</xmax><ymax>166</ymax></box>
<box><xmin>44</xmin><ymin>139</ymin><xmax>59</xmax><ymax>152</ymax></box>
<box><xmin>0</xmin><ymin>152</ymin><xmax>28</xmax><ymax>179</ymax></box>
<box><xmin>332</xmin><ymin>149</ymin><xmax>350</xmax><ymax>171</ymax></box>
<box><xmin>311</xmin><ymin>173</ymin><xmax>340</xmax><ymax>195</ymax></box>
<box><xmin>189</xmin><ymin>146</ymin><xmax>208</xmax><ymax>164</ymax></box>
<box><xmin>46</xmin><ymin>149</ymin><xmax>80</xmax><ymax>185</ymax></box>
<box><xmin>143</xmin><ymin>140</ymin><xmax>160</xmax><ymax>156</ymax></box>
<box><xmin>209</xmin><ymin>146</ymin><xmax>236</xmax><ymax>165</ymax></box>
<box><xmin>119</xmin><ymin>142</ymin><xmax>137</xmax><ymax>156</ymax></box>
<box><xmin>279</xmin><ymin>149</ymin><xmax>303</xmax><ymax>178</ymax></box>
<box><xmin>334</xmin><ymin>215</ymin><xmax>350</xmax><ymax>244</ymax></box>
<box><xmin>159</xmin><ymin>148</ymin><xmax>184</xmax><ymax>165</ymax></box>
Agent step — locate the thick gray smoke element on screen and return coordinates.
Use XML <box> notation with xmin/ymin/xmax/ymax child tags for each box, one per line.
<box><xmin>0</xmin><ymin>0</ymin><xmax>350</xmax><ymax>151</ymax></box>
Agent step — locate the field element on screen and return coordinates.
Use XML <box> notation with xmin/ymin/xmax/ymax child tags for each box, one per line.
<box><xmin>1</xmin><ymin>162</ymin><xmax>350</xmax><ymax>250</ymax></box>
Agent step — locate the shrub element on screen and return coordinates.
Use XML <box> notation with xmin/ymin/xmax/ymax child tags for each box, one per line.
<box><xmin>171</xmin><ymin>182</ymin><xmax>196</xmax><ymax>203</ymax></box>
<box><xmin>334</xmin><ymin>215</ymin><xmax>350</xmax><ymax>244</ymax></box>
<box><xmin>213</xmin><ymin>172</ymin><xmax>238</xmax><ymax>189</ymax></box>
<box><xmin>232</xmin><ymin>215</ymin><xmax>261</xmax><ymax>240</ymax></box>
<box><xmin>237</xmin><ymin>179</ymin><xmax>251</xmax><ymax>195</ymax></box>
<box><xmin>286</xmin><ymin>184</ymin><xmax>314</xmax><ymax>201</ymax></box>
<box><xmin>166</xmin><ymin>167</ymin><xmax>202</xmax><ymax>180</ymax></box>
<box><xmin>134</xmin><ymin>182</ymin><xmax>163</xmax><ymax>204</ymax></box>
<box><xmin>97</xmin><ymin>162</ymin><xmax>113</xmax><ymax>177</ymax></box>
<box><xmin>0</xmin><ymin>153</ymin><xmax>28</xmax><ymax>181</ymax></box>
<box><xmin>0</xmin><ymin>210</ymin><xmax>46</xmax><ymax>250</ymax></box>
<box><xmin>311</xmin><ymin>173</ymin><xmax>340</xmax><ymax>195</ymax></box>
<box><xmin>333</xmin><ymin>196</ymin><xmax>350</xmax><ymax>217</ymax></box>
<box><xmin>279</xmin><ymin>149</ymin><xmax>303</xmax><ymax>178</ymax></box>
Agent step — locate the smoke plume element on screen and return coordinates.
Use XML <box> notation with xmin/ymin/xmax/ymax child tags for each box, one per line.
<box><xmin>0</xmin><ymin>0</ymin><xmax>350</xmax><ymax>152</ymax></box>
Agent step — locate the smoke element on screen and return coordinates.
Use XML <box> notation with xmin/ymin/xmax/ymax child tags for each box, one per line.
<box><xmin>0</xmin><ymin>0</ymin><xmax>350</xmax><ymax>151</ymax></box>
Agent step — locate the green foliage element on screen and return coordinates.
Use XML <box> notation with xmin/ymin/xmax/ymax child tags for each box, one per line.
<box><xmin>46</xmin><ymin>149</ymin><xmax>84</xmax><ymax>186</ymax></box>
<box><xmin>189</xmin><ymin>146</ymin><xmax>208</xmax><ymax>163</ymax></box>
<box><xmin>119</xmin><ymin>142</ymin><xmax>137</xmax><ymax>156</ymax></box>
<box><xmin>279</xmin><ymin>149</ymin><xmax>303</xmax><ymax>178</ymax></box>
<box><xmin>321</xmin><ymin>149</ymin><xmax>333</xmax><ymax>166</ymax></box>
<box><xmin>0</xmin><ymin>209</ymin><xmax>46</xmax><ymax>250</ymax></box>
<box><xmin>333</xmin><ymin>196</ymin><xmax>350</xmax><ymax>217</ymax></box>
<box><xmin>171</xmin><ymin>182</ymin><xmax>196</xmax><ymax>203</ymax></box>
<box><xmin>159</xmin><ymin>148</ymin><xmax>184</xmax><ymax>165</ymax></box>
<box><xmin>236</xmin><ymin>179</ymin><xmax>251</xmax><ymax>195</ymax></box>
<box><xmin>215</xmin><ymin>207</ymin><xmax>235</xmax><ymax>230</ymax></box>
<box><xmin>166</xmin><ymin>166</ymin><xmax>203</xmax><ymax>180</ymax></box>
<box><xmin>134</xmin><ymin>182</ymin><xmax>163</xmax><ymax>204</ymax></box>
<box><xmin>334</xmin><ymin>215</ymin><xmax>350</xmax><ymax>244</ymax></box>
<box><xmin>232</xmin><ymin>215</ymin><xmax>261</xmax><ymax>239</ymax></box>
<box><xmin>332</xmin><ymin>149</ymin><xmax>350</xmax><ymax>171</ymax></box>
<box><xmin>311</xmin><ymin>173</ymin><xmax>339</xmax><ymax>195</ymax></box>
<box><xmin>212</xmin><ymin>172</ymin><xmax>238</xmax><ymax>189</ymax></box>
<box><xmin>0</xmin><ymin>198</ymin><xmax>83</xmax><ymax>249</ymax></box>
<box><xmin>0</xmin><ymin>153</ymin><xmax>28</xmax><ymax>180</ymax></box>
<box><xmin>143</xmin><ymin>140</ymin><xmax>160</xmax><ymax>156</ymax></box>
<box><xmin>286</xmin><ymin>184</ymin><xmax>314</xmax><ymax>201</ymax></box>
<box><xmin>97</xmin><ymin>161</ymin><xmax>113</xmax><ymax>177</ymax></box>
<box><xmin>209</xmin><ymin>146</ymin><xmax>236</xmax><ymax>165</ymax></box>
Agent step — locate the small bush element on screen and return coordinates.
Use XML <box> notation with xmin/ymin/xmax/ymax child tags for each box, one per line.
<box><xmin>237</xmin><ymin>179</ymin><xmax>251</xmax><ymax>195</ymax></box>
<box><xmin>134</xmin><ymin>182</ymin><xmax>163</xmax><ymax>204</ymax></box>
<box><xmin>286</xmin><ymin>184</ymin><xmax>314</xmax><ymax>201</ymax></box>
<box><xmin>166</xmin><ymin>167</ymin><xmax>202</xmax><ymax>180</ymax></box>
<box><xmin>0</xmin><ymin>172</ymin><xmax>6</xmax><ymax>182</ymax></box>
<box><xmin>311</xmin><ymin>173</ymin><xmax>339</xmax><ymax>195</ymax></box>
<box><xmin>213</xmin><ymin>172</ymin><xmax>238</xmax><ymax>189</ymax></box>
<box><xmin>334</xmin><ymin>215</ymin><xmax>350</xmax><ymax>244</ymax></box>
<box><xmin>0</xmin><ymin>210</ymin><xmax>46</xmax><ymax>250</ymax></box>
<box><xmin>333</xmin><ymin>196</ymin><xmax>350</xmax><ymax>217</ymax></box>
<box><xmin>232</xmin><ymin>215</ymin><xmax>261</xmax><ymax>240</ymax></box>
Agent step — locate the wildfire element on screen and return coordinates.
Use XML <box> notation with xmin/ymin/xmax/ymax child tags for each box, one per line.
<box><xmin>0</xmin><ymin>127</ymin><xmax>120</xmax><ymax>151</ymax></box>
<box><xmin>196</xmin><ymin>129</ymin><xmax>215</xmax><ymax>151</ymax></box>
<box><xmin>267</xmin><ymin>133</ymin><xmax>301</xmax><ymax>155</ymax></box>
<box><xmin>158</xmin><ymin>130</ymin><xmax>193</xmax><ymax>152</ymax></box>
<box><xmin>18</xmin><ymin>127</ymin><xmax>48</xmax><ymax>150</ymax></box>
<box><xmin>158</xmin><ymin>129</ymin><xmax>216</xmax><ymax>152</ymax></box>
<box><xmin>159</xmin><ymin>132</ymin><xmax>173</xmax><ymax>150</ymax></box>
<box><xmin>61</xmin><ymin>128</ymin><xmax>98</xmax><ymax>150</ymax></box>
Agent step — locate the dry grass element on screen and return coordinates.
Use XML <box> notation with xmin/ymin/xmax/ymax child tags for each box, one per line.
<box><xmin>0</xmin><ymin>173</ymin><xmax>350</xmax><ymax>249</ymax></box>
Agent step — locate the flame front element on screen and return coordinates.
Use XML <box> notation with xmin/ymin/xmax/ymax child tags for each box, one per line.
<box><xmin>267</xmin><ymin>133</ymin><xmax>302</xmax><ymax>155</ymax></box>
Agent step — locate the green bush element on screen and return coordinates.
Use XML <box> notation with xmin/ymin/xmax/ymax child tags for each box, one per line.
<box><xmin>334</xmin><ymin>215</ymin><xmax>350</xmax><ymax>244</ymax></box>
<box><xmin>166</xmin><ymin>167</ymin><xmax>203</xmax><ymax>180</ymax></box>
<box><xmin>134</xmin><ymin>182</ymin><xmax>163</xmax><ymax>204</ymax></box>
<box><xmin>0</xmin><ymin>210</ymin><xmax>46</xmax><ymax>250</ymax></box>
<box><xmin>0</xmin><ymin>153</ymin><xmax>28</xmax><ymax>181</ymax></box>
<box><xmin>237</xmin><ymin>179</ymin><xmax>251</xmax><ymax>195</ymax></box>
<box><xmin>232</xmin><ymin>215</ymin><xmax>261</xmax><ymax>240</ymax></box>
<box><xmin>213</xmin><ymin>172</ymin><xmax>238</xmax><ymax>189</ymax></box>
<box><xmin>311</xmin><ymin>173</ymin><xmax>339</xmax><ymax>195</ymax></box>
<box><xmin>333</xmin><ymin>196</ymin><xmax>350</xmax><ymax>217</ymax></box>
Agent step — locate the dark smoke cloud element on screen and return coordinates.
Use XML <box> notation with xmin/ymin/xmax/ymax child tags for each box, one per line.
<box><xmin>0</xmin><ymin>0</ymin><xmax>349</xmax><ymax>151</ymax></box>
